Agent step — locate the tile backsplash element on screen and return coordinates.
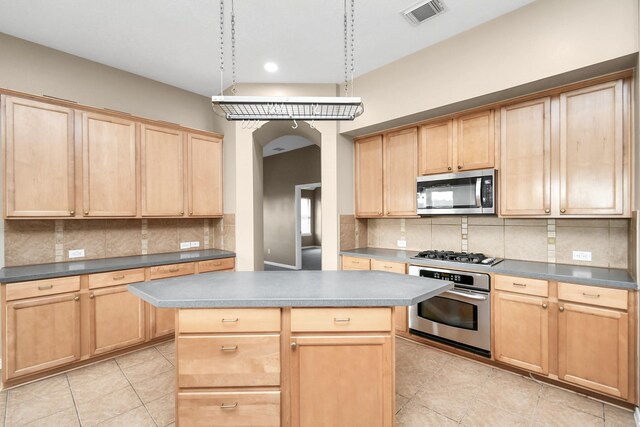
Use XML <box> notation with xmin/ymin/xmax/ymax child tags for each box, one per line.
<box><xmin>4</xmin><ymin>214</ymin><xmax>236</xmax><ymax>267</ymax></box>
<box><xmin>341</xmin><ymin>215</ymin><xmax>629</xmax><ymax>269</ymax></box>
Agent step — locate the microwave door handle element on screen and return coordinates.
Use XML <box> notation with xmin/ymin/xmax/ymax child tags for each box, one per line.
<box><xmin>444</xmin><ymin>289</ymin><xmax>488</xmax><ymax>301</ymax></box>
<box><xmin>475</xmin><ymin>178</ymin><xmax>482</xmax><ymax>207</ymax></box>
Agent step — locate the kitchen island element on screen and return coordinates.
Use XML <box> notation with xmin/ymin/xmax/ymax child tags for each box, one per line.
<box><xmin>129</xmin><ymin>270</ymin><xmax>452</xmax><ymax>427</ymax></box>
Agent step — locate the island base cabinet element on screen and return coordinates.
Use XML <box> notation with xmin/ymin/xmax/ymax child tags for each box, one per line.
<box><xmin>178</xmin><ymin>391</ymin><xmax>281</xmax><ymax>427</ymax></box>
<box><xmin>558</xmin><ymin>303</ymin><xmax>629</xmax><ymax>399</ymax></box>
<box><xmin>4</xmin><ymin>292</ymin><xmax>80</xmax><ymax>380</ymax></box>
<box><xmin>290</xmin><ymin>335</ymin><xmax>394</xmax><ymax>427</ymax></box>
<box><xmin>150</xmin><ymin>307</ymin><xmax>176</xmax><ymax>339</ymax></box>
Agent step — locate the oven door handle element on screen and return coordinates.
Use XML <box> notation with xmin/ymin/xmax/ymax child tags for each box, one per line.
<box><xmin>475</xmin><ymin>178</ymin><xmax>482</xmax><ymax>208</ymax></box>
<box><xmin>444</xmin><ymin>289</ymin><xmax>488</xmax><ymax>301</ymax></box>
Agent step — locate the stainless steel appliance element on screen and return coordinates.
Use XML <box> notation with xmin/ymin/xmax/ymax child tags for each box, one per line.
<box><xmin>416</xmin><ymin>169</ymin><xmax>496</xmax><ymax>215</ymax></box>
<box><xmin>413</xmin><ymin>250</ymin><xmax>503</xmax><ymax>267</ymax></box>
<box><xmin>408</xmin><ymin>264</ymin><xmax>491</xmax><ymax>356</ymax></box>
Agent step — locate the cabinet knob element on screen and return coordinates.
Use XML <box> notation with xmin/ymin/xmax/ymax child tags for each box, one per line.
<box><xmin>545</xmin><ymin>209</ymin><xmax>550</xmax><ymax>213</ymax></box>
<box><xmin>89</xmin><ymin>293</ymin><xmax>95</xmax><ymax>299</ymax></box>
<box><xmin>180</xmin><ymin>211</ymin><xmax>184</xmax><ymax>215</ymax></box>
<box><xmin>457</xmin><ymin>165</ymin><xmax>462</xmax><ymax>170</ymax></box>
<box><xmin>447</xmin><ymin>167</ymin><xmax>452</xmax><ymax>171</ymax></box>
<box><xmin>84</xmin><ymin>210</ymin><xmax>89</xmax><ymax>215</ymax></box>
<box><xmin>69</xmin><ymin>210</ymin><xmax>75</xmax><ymax>216</ymax></box>
<box><xmin>291</xmin><ymin>341</ymin><xmax>298</xmax><ymax>350</ymax></box>
<box><xmin>189</xmin><ymin>211</ymin><xmax>193</xmax><ymax>215</ymax></box>
<box><xmin>542</xmin><ymin>303</ymin><xmax>548</xmax><ymax>309</ymax></box>
<box><xmin>559</xmin><ymin>306</ymin><xmax>565</xmax><ymax>312</ymax></box>
<box><xmin>560</xmin><ymin>209</ymin><xmax>566</xmax><ymax>214</ymax></box>
<box><xmin>74</xmin><ymin>295</ymin><xmax>80</xmax><ymax>301</ymax></box>
<box><xmin>386</xmin><ymin>211</ymin><xmax>390</xmax><ymax>215</ymax></box>
<box><xmin>378</xmin><ymin>212</ymin><xmax>383</xmax><ymax>216</ymax></box>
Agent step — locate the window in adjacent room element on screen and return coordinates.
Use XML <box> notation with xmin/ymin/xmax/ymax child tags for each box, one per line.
<box><xmin>301</xmin><ymin>197</ymin><xmax>312</xmax><ymax>236</ymax></box>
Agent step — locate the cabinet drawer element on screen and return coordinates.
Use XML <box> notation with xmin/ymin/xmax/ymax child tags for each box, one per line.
<box><xmin>6</xmin><ymin>276</ymin><xmax>81</xmax><ymax>301</ymax></box>
<box><xmin>341</xmin><ymin>256</ymin><xmax>371</xmax><ymax>271</ymax></box>
<box><xmin>494</xmin><ymin>275</ymin><xmax>549</xmax><ymax>297</ymax></box>
<box><xmin>178</xmin><ymin>391</ymin><xmax>280</xmax><ymax>427</ymax></box>
<box><xmin>371</xmin><ymin>259</ymin><xmax>406</xmax><ymax>274</ymax></box>
<box><xmin>149</xmin><ymin>262</ymin><xmax>195</xmax><ymax>280</ymax></box>
<box><xmin>179</xmin><ymin>308</ymin><xmax>281</xmax><ymax>333</ymax></box>
<box><xmin>177</xmin><ymin>335</ymin><xmax>280</xmax><ymax>388</ymax></box>
<box><xmin>88</xmin><ymin>268</ymin><xmax>146</xmax><ymax>290</ymax></box>
<box><xmin>291</xmin><ymin>307</ymin><xmax>392</xmax><ymax>332</ymax></box>
<box><xmin>558</xmin><ymin>283</ymin><xmax>627</xmax><ymax>310</ymax></box>
<box><xmin>198</xmin><ymin>257</ymin><xmax>235</xmax><ymax>273</ymax></box>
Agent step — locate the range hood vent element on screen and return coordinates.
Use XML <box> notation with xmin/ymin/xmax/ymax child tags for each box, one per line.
<box><xmin>402</xmin><ymin>0</ymin><xmax>446</xmax><ymax>25</ymax></box>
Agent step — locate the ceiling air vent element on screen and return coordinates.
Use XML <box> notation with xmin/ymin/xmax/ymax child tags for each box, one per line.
<box><xmin>402</xmin><ymin>0</ymin><xmax>447</xmax><ymax>25</ymax></box>
<box><xmin>272</xmin><ymin>147</ymin><xmax>286</xmax><ymax>152</ymax></box>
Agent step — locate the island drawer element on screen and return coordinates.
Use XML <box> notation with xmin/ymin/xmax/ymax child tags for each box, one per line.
<box><xmin>291</xmin><ymin>307</ymin><xmax>392</xmax><ymax>332</ymax></box>
<box><xmin>341</xmin><ymin>256</ymin><xmax>371</xmax><ymax>270</ymax></box>
<box><xmin>88</xmin><ymin>268</ymin><xmax>146</xmax><ymax>289</ymax></box>
<box><xmin>371</xmin><ymin>259</ymin><xmax>406</xmax><ymax>274</ymax></box>
<box><xmin>177</xmin><ymin>335</ymin><xmax>281</xmax><ymax>388</ymax></box>
<box><xmin>178</xmin><ymin>308</ymin><xmax>281</xmax><ymax>333</ymax></box>
<box><xmin>494</xmin><ymin>275</ymin><xmax>549</xmax><ymax>297</ymax></box>
<box><xmin>178</xmin><ymin>391</ymin><xmax>280</xmax><ymax>427</ymax></box>
<box><xmin>198</xmin><ymin>257</ymin><xmax>235</xmax><ymax>273</ymax></box>
<box><xmin>149</xmin><ymin>262</ymin><xmax>195</xmax><ymax>280</ymax></box>
<box><xmin>558</xmin><ymin>282</ymin><xmax>628</xmax><ymax>310</ymax></box>
<box><xmin>6</xmin><ymin>276</ymin><xmax>81</xmax><ymax>301</ymax></box>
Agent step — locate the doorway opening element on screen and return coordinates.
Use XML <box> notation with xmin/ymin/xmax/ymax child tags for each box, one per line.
<box><xmin>295</xmin><ymin>182</ymin><xmax>321</xmax><ymax>270</ymax></box>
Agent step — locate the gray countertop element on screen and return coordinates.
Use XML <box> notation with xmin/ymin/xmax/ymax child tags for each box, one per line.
<box><xmin>128</xmin><ymin>271</ymin><xmax>454</xmax><ymax>308</ymax></box>
<box><xmin>0</xmin><ymin>249</ymin><xmax>236</xmax><ymax>283</ymax></box>
<box><xmin>340</xmin><ymin>248</ymin><xmax>637</xmax><ymax>290</ymax></box>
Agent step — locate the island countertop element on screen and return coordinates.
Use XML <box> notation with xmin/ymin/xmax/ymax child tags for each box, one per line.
<box><xmin>128</xmin><ymin>270</ymin><xmax>453</xmax><ymax>308</ymax></box>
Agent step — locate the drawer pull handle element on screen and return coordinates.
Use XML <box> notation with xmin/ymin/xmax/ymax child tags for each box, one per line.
<box><xmin>113</xmin><ymin>274</ymin><xmax>125</xmax><ymax>280</ymax></box>
<box><xmin>334</xmin><ymin>317</ymin><xmax>351</xmax><ymax>323</ymax></box>
<box><xmin>38</xmin><ymin>285</ymin><xmax>53</xmax><ymax>290</ymax></box>
<box><xmin>512</xmin><ymin>283</ymin><xmax>527</xmax><ymax>287</ymax></box>
<box><xmin>352</xmin><ymin>261</ymin><xmax>359</xmax><ymax>264</ymax></box>
<box><xmin>582</xmin><ymin>292</ymin><xmax>600</xmax><ymax>298</ymax></box>
<box><xmin>220</xmin><ymin>402</ymin><xmax>238</xmax><ymax>409</ymax></box>
<box><xmin>221</xmin><ymin>318</ymin><xmax>239</xmax><ymax>323</ymax></box>
<box><xmin>168</xmin><ymin>267</ymin><xmax>180</xmax><ymax>272</ymax></box>
<box><xmin>384</xmin><ymin>266</ymin><xmax>393</xmax><ymax>269</ymax></box>
<box><xmin>211</xmin><ymin>262</ymin><xmax>221</xmax><ymax>266</ymax></box>
<box><xmin>220</xmin><ymin>345</ymin><xmax>238</xmax><ymax>351</ymax></box>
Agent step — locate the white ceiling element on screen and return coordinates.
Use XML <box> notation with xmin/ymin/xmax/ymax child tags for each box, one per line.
<box><xmin>263</xmin><ymin>135</ymin><xmax>315</xmax><ymax>157</ymax></box>
<box><xmin>0</xmin><ymin>0</ymin><xmax>534</xmax><ymax>97</ymax></box>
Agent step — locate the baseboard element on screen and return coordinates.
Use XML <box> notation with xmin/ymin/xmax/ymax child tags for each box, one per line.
<box><xmin>634</xmin><ymin>406</ymin><xmax>640</xmax><ymax>426</ymax></box>
<box><xmin>302</xmin><ymin>246</ymin><xmax>321</xmax><ymax>249</ymax></box>
<box><xmin>264</xmin><ymin>261</ymin><xmax>298</xmax><ymax>270</ymax></box>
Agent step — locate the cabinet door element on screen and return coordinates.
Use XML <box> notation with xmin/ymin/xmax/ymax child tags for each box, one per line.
<box><xmin>290</xmin><ymin>335</ymin><xmax>393</xmax><ymax>427</ymax></box>
<box><xmin>559</xmin><ymin>80</ymin><xmax>625</xmax><ymax>215</ymax></box>
<box><xmin>500</xmin><ymin>98</ymin><xmax>551</xmax><ymax>216</ymax></box>
<box><xmin>82</xmin><ymin>112</ymin><xmax>137</xmax><ymax>217</ymax></box>
<box><xmin>4</xmin><ymin>96</ymin><xmax>75</xmax><ymax>217</ymax></box>
<box><xmin>89</xmin><ymin>285</ymin><xmax>145</xmax><ymax>356</ymax></box>
<box><xmin>151</xmin><ymin>307</ymin><xmax>176</xmax><ymax>339</ymax></box>
<box><xmin>5</xmin><ymin>293</ymin><xmax>80</xmax><ymax>380</ymax></box>
<box><xmin>384</xmin><ymin>127</ymin><xmax>418</xmax><ymax>216</ymax></box>
<box><xmin>558</xmin><ymin>302</ymin><xmax>628</xmax><ymax>399</ymax></box>
<box><xmin>355</xmin><ymin>135</ymin><xmax>383</xmax><ymax>217</ymax></box>
<box><xmin>419</xmin><ymin>120</ymin><xmax>453</xmax><ymax>175</ymax></box>
<box><xmin>494</xmin><ymin>291</ymin><xmax>549</xmax><ymax>374</ymax></box>
<box><xmin>141</xmin><ymin>124</ymin><xmax>184</xmax><ymax>216</ymax></box>
<box><xmin>456</xmin><ymin>110</ymin><xmax>495</xmax><ymax>171</ymax></box>
<box><xmin>188</xmin><ymin>133</ymin><xmax>223</xmax><ymax>217</ymax></box>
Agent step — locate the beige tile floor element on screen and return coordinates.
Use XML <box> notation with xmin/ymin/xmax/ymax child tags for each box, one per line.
<box><xmin>0</xmin><ymin>337</ymin><xmax>635</xmax><ymax>426</ymax></box>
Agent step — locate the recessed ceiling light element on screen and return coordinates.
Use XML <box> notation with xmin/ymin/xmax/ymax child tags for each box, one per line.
<box><xmin>264</xmin><ymin>62</ymin><xmax>278</xmax><ymax>73</ymax></box>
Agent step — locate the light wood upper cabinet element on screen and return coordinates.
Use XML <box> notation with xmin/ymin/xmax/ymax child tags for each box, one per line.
<box><xmin>3</xmin><ymin>96</ymin><xmax>75</xmax><ymax>217</ymax></box>
<box><xmin>88</xmin><ymin>285</ymin><xmax>145</xmax><ymax>356</ymax></box>
<box><xmin>188</xmin><ymin>133</ymin><xmax>223</xmax><ymax>217</ymax></box>
<box><xmin>384</xmin><ymin>127</ymin><xmax>418</xmax><ymax>216</ymax></box>
<box><xmin>494</xmin><ymin>290</ymin><xmax>549</xmax><ymax>374</ymax></box>
<box><xmin>560</xmin><ymin>80</ymin><xmax>625</xmax><ymax>216</ymax></box>
<box><xmin>355</xmin><ymin>135</ymin><xmax>384</xmax><ymax>217</ymax></box>
<box><xmin>141</xmin><ymin>124</ymin><xmax>185</xmax><ymax>216</ymax></box>
<box><xmin>500</xmin><ymin>98</ymin><xmax>551</xmax><ymax>216</ymax></box>
<box><xmin>82</xmin><ymin>112</ymin><xmax>137</xmax><ymax>217</ymax></box>
<box><xmin>457</xmin><ymin>110</ymin><xmax>495</xmax><ymax>171</ymax></box>
<box><xmin>4</xmin><ymin>292</ymin><xmax>81</xmax><ymax>380</ymax></box>
<box><xmin>419</xmin><ymin>120</ymin><xmax>453</xmax><ymax>175</ymax></box>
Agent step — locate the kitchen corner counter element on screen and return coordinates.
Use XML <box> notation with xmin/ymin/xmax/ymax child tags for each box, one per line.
<box><xmin>128</xmin><ymin>270</ymin><xmax>454</xmax><ymax>308</ymax></box>
<box><xmin>340</xmin><ymin>248</ymin><xmax>637</xmax><ymax>290</ymax></box>
<box><xmin>0</xmin><ymin>249</ymin><xmax>236</xmax><ymax>283</ymax></box>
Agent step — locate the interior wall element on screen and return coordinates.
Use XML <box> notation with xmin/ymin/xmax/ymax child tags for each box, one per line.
<box><xmin>263</xmin><ymin>146</ymin><xmax>321</xmax><ymax>266</ymax></box>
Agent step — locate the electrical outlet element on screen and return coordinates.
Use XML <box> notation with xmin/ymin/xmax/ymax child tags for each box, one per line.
<box><xmin>190</xmin><ymin>241</ymin><xmax>200</xmax><ymax>248</ymax></box>
<box><xmin>180</xmin><ymin>242</ymin><xmax>191</xmax><ymax>250</ymax></box>
<box><xmin>397</xmin><ymin>240</ymin><xmax>407</xmax><ymax>248</ymax></box>
<box><xmin>572</xmin><ymin>251</ymin><xmax>592</xmax><ymax>261</ymax></box>
<box><xmin>68</xmin><ymin>249</ymin><xmax>85</xmax><ymax>259</ymax></box>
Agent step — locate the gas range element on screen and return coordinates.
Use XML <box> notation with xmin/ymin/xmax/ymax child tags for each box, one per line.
<box><xmin>411</xmin><ymin>250</ymin><xmax>503</xmax><ymax>267</ymax></box>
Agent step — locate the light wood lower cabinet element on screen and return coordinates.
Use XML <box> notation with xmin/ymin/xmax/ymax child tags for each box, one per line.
<box><xmin>178</xmin><ymin>391</ymin><xmax>281</xmax><ymax>427</ymax></box>
<box><xmin>88</xmin><ymin>285</ymin><xmax>145</xmax><ymax>356</ymax></box>
<box><xmin>371</xmin><ymin>259</ymin><xmax>408</xmax><ymax>333</ymax></box>
<box><xmin>149</xmin><ymin>262</ymin><xmax>196</xmax><ymax>339</ymax></box>
<box><xmin>4</xmin><ymin>292</ymin><xmax>81</xmax><ymax>380</ymax></box>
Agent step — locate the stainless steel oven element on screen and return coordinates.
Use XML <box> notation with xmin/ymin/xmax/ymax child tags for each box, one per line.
<box><xmin>408</xmin><ymin>265</ymin><xmax>491</xmax><ymax>356</ymax></box>
<box><xmin>416</xmin><ymin>168</ymin><xmax>495</xmax><ymax>215</ymax></box>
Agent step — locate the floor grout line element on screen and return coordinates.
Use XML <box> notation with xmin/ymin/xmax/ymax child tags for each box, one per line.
<box><xmin>64</xmin><ymin>374</ymin><xmax>83</xmax><ymax>427</ymax></box>
<box><xmin>113</xmin><ymin>357</ymin><xmax>160</xmax><ymax>427</ymax></box>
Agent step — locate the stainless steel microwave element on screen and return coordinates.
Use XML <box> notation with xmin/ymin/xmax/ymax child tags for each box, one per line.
<box><xmin>416</xmin><ymin>169</ymin><xmax>496</xmax><ymax>215</ymax></box>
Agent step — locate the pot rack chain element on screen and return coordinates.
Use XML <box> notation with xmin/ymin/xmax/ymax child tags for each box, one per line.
<box><xmin>344</xmin><ymin>0</ymin><xmax>355</xmax><ymax>96</ymax></box>
<box><xmin>231</xmin><ymin>0</ymin><xmax>237</xmax><ymax>94</ymax></box>
<box><xmin>219</xmin><ymin>0</ymin><xmax>224</xmax><ymax>96</ymax></box>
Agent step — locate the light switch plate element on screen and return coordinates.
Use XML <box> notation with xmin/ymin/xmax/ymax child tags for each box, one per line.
<box><xmin>397</xmin><ymin>240</ymin><xmax>407</xmax><ymax>248</ymax></box>
<box><xmin>190</xmin><ymin>241</ymin><xmax>200</xmax><ymax>248</ymax></box>
<box><xmin>180</xmin><ymin>242</ymin><xmax>191</xmax><ymax>250</ymax></box>
<box><xmin>68</xmin><ymin>249</ymin><xmax>85</xmax><ymax>259</ymax></box>
<box><xmin>572</xmin><ymin>251</ymin><xmax>592</xmax><ymax>261</ymax></box>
